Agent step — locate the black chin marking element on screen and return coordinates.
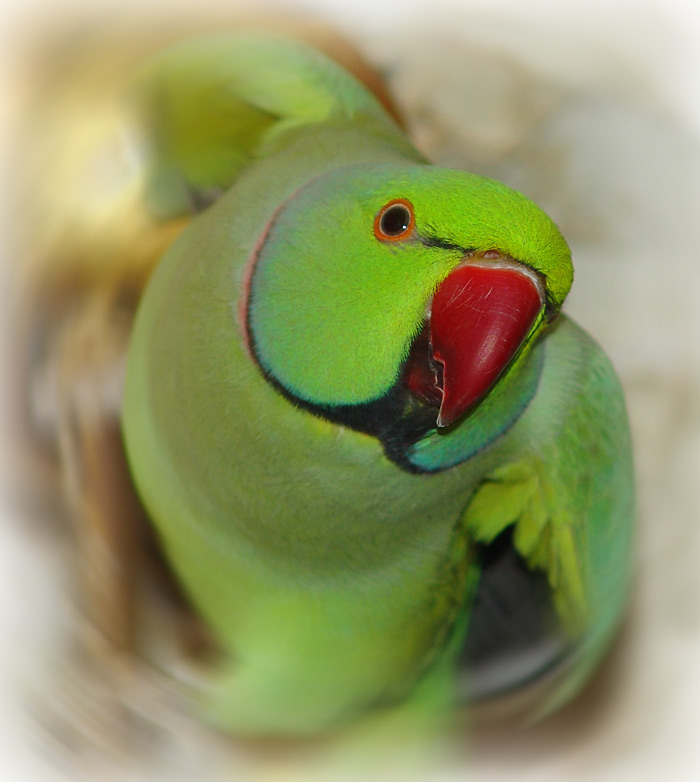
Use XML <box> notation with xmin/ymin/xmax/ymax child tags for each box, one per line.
<box><xmin>266</xmin><ymin>372</ymin><xmax>440</xmax><ymax>474</ymax></box>
<box><xmin>249</xmin><ymin>344</ymin><xmax>440</xmax><ymax>474</ymax></box>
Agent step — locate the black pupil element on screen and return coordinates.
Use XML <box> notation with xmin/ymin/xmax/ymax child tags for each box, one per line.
<box><xmin>380</xmin><ymin>204</ymin><xmax>411</xmax><ymax>236</ymax></box>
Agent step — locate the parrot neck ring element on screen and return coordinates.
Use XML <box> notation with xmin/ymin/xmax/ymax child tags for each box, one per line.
<box><xmin>403</xmin><ymin>252</ymin><xmax>546</xmax><ymax>428</ymax></box>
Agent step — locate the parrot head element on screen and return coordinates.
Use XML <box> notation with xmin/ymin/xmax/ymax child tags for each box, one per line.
<box><xmin>244</xmin><ymin>164</ymin><xmax>572</xmax><ymax>469</ymax></box>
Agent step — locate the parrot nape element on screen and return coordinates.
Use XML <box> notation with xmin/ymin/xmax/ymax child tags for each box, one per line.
<box><xmin>122</xmin><ymin>33</ymin><xmax>634</xmax><ymax>736</ymax></box>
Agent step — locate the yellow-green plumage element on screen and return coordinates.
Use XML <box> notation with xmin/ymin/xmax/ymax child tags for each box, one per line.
<box><xmin>122</xmin><ymin>33</ymin><xmax>633</xmax><ymax>734</ymax></box>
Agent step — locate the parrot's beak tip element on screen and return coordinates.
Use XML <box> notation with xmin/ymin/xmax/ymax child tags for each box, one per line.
<box><xmin>435</xmin><ymin>408</ymin><xmax>456</xmax><ymax>429</ymax></box>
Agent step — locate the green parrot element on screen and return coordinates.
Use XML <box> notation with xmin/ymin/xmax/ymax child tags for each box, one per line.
<box><xmin>122</xmin><ymin>33</ymin><xmax>634</xmax><ymax>736</ymax></box>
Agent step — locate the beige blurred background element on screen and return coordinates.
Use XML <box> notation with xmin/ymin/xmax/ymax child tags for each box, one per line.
<box><xmin>1</xmin><ymin>0</ymin><xmax>699</xmax><ymax>779</ymax></box>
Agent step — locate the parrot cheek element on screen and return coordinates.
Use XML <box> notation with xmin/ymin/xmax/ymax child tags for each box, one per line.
<box><xmin>404</xmin><ymin>258</ymin><xmax>545</xmax><ymax>428</ymax></box>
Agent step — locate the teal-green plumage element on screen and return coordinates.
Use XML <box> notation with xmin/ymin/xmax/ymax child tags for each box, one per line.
<box><xmin>122</xmin><ymin>33</ymin><xmax>633</xmax><ymax>734</ymax></box>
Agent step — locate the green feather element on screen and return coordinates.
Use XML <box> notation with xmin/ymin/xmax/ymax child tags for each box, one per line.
<box><xmin>134</xmin><ymin>33</ymin><xmax>413</xmax><ymax>216</ymax></box>
<box><xmin>122</xmin><ymin>33</ymin><xmax>633</xmax><ymax>735</ymax></box>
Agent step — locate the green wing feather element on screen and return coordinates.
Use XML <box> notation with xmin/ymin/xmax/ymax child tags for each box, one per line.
<box><xmin>463</xmin><ymin>457</ymin><xmax>588</xmax><ymax>635</ymax></box>
<box><xmin>134</xmin><ymin>33</ymin><xmax>412</xmax><ymax>216</ymax></box>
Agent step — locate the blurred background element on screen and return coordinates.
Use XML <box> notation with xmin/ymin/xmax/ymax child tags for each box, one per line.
<box><xmin>1</xmin><ymin>0</ymin><xmax>699</xmax><ymax>779</ymax></box>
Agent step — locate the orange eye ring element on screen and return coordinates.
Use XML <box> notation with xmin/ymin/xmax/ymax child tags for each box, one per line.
<box><xmin>373</xmin><ymin>199</ymin><xmax>415</xmax><ymax>242</ymax></box>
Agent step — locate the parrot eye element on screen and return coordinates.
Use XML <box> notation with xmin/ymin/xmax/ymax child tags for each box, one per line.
<box><xmin>374</xmin><ymin>199</ymin><xmax>415</xmax><ymax>241</ymax></box>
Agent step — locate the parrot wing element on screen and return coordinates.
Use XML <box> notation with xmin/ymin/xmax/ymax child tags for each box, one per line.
<box><xmin>135</xmin><ymin>33</ymin><xmax>412</xmax><ymax>217</ymax></box>
<box><xmin>463</xmin><ymin>456</ymin><xmax>587</xmax><ymax>637</ymax></box>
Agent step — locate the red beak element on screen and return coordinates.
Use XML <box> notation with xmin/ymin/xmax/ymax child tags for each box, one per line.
<box><xmin>427</xmin><ymin>261</ymin><xmax>544</xmax><ymax>427</ymax></box>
